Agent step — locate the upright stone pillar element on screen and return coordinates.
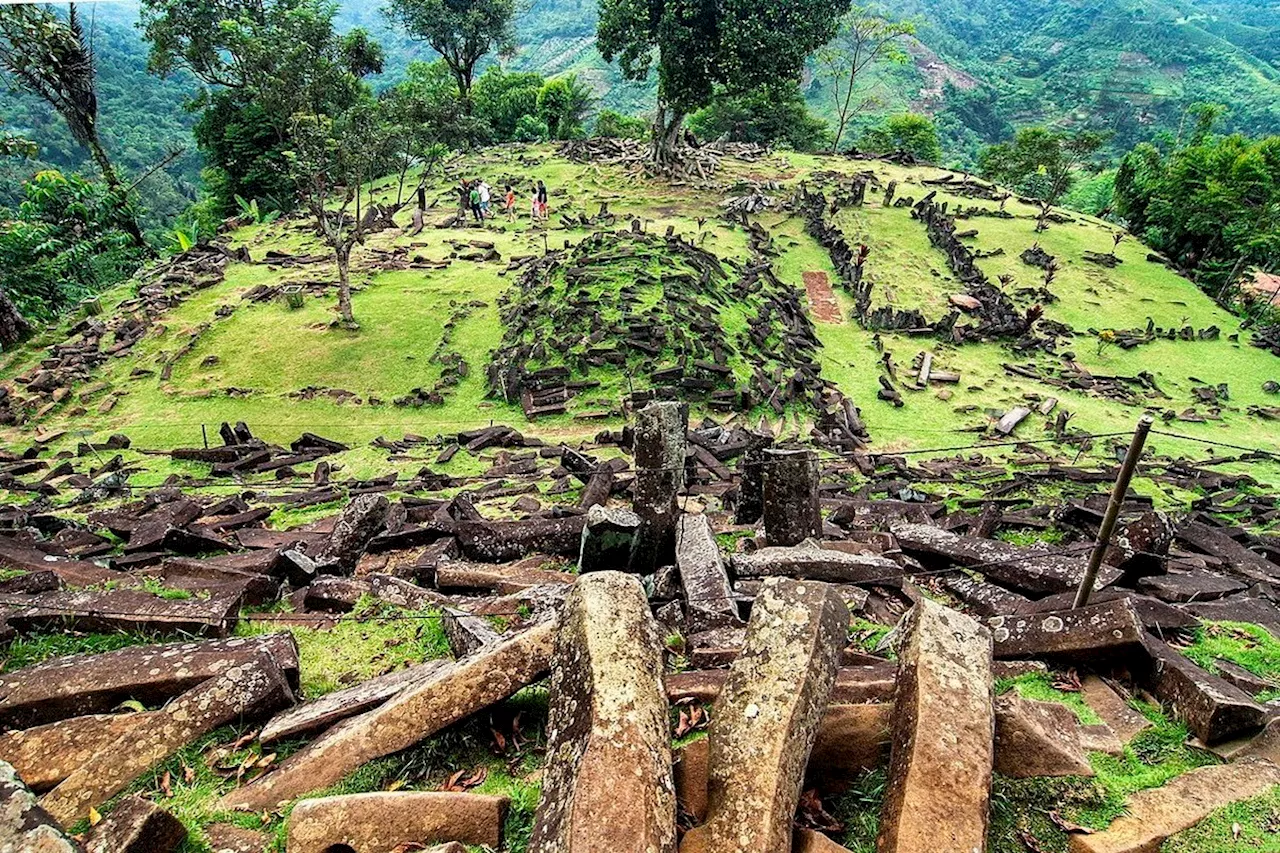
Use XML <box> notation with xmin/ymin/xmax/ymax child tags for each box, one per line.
<box><xmin>630</xmin><ymin>401</ymin><xmax>687</xmax><ymax>572</ymax></box>
<box><xmin>680</xmin><ymin>578</ymin><xmax>847</xmax><ymax>853</ymax></box>
<box><xmin>762</xmin><ymin>449</ymin><xmax>820</xmax><ymax>546</ymax></box>
<box><xmin>529</xmin><ymin>573</ymin><xmax>675</xmax><ymax>853</ymax></box>
<box><xmin>734</xmin><ymin>433</ymin><xmax>773</xmax><ymax>526</ymax></box>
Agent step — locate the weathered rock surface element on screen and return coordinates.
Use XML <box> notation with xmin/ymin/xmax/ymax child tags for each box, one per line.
<box><xmin>808</xmin><ymin>703</ymin><xmax>894</xmax><ymax>791</ymax></box>
<box><xmin>0</xmin><ymin>712</ymin><xmax>153</xmax><ymax>792</ymax></box>
<box><xmin>286</xmin><ymin>792</ymin><xmax>508</xmax><ymax>853</ymax></box>
<box><xmin>761</xmin><ymin>449</ymin><xmax>820</xmax><ymax>546</ymax></box>
<box><xmin>1142</xmin><ymin>638</ymin><xmax>1267</xmax><ymax>745</ymax></box>
<box><xmin>681</xmin><ymin>578</ymin><xmax>847</xmax><ymax>853</ymax></box>
<box><xmin>987</xmin><ymin>599</ymin><xmax>1145</xmax><ymax>662</ymax></box>
<box><xmin>221</xmin><ymin>623</ymin><xmax>554</xmax><ymax>811</ymax></box>
<box><xmin>454</xmin><ymin>517</ymin><xmax>588</xmax><ymax>562</ymax></box>
<box><xmin>631</xmin><ymin>401</ymin><xmax>687</xmax><ymax>572</ymax></box>
<box><xmin>731</xmin><ymin>540</ymin><xmax>901</xmax><ymax>584</ymax></box>
<box><xmin>316</xmin><ymin>493</ymin><xmax>389</xmax><ymax>574</ymax></box>
<box><xmin>0</xmin><ymin>588</ymin><xmax>243</xmax><ymax>638</ymax></box>
<box><xmin>204</xmin><ymin>823</ymin><xmax>269</xmax><ymax>853</ymax></box>
<box><xmin>529</xmin><ymin>573</ymin><xmax>675</xmax><ymax>853</ymax></box>
<box><xmin>793</xmin><ymin>828</ymin><xmax>853</xmax><ymax>853</ymax></box>
<box><xmin>994</xmin><ymin>695</ymin><xmax>1093</xmax><ymax>778</ymax></box>
<box><xmin>1068</xmin><ymin>759</ymin><xmax>1280</xmax><ymax>853</ymax></box>
<box><xmin>1080</xmin><ymin>676</ymin><xmax>1151</xmax><ymax>743</ymax></box>
<box><xmin>676</xmin><ymin>515</ymin><xmax>741</xmax><ymax>634</ymax></box>
<box><xmin>891</xmin><ymin>523</ymin><xmax>1118</xmax><ymax>594</ymax></box>
<box><xmin>259</xmin><ymin>660</ymin><xmax>450</xmax><ymax>746</ymax></box>
<box><xmin>878</xmin><ymin>599</ymin><xmax>994</xmax><ymax>853</ymax></box>
<box><xmin>0</xmin><ymin>633</ymin><xmax>299</xmax><ymax>729</ymax></box>
<box><xmin>0</xmin><ymin>760</ymin><xmax>81</xmax><ymax>853</ymax></box>
<box><xmin>41</xmin><ymin>652</ymin><xmax>294</xmax><ymax>825</ymax></box>
<box><xmin>83</xmin><ymin>795</ymin><xmax>186</xmax><ymax>853</ymax></box>
<box><xmin>578</xmin><ymin>505</ymin><xmax>640</xmax><ymax>573</ymax></box>
<box><xmin>674</xmin><ymin>737</ymin><xmax>710</xmax><ymax>823</ymax></box>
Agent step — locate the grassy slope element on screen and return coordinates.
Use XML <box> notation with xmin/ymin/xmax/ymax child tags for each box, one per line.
<box><xmin>3</xmin><ymin>144</ymin><xmax>1278</xmax><ymax>499</ymax></box>
<box><xmin>3</xmin><ymin>145</ymin><xmax>1280</xmax><ymax>850</ymax></box>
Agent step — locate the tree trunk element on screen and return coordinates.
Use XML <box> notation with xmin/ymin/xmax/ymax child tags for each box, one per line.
<box><xmin>0</xmin><ymin>286</ymin><xmax>32</xmax><ymax>348</ymax></box>
<box><xmin>87</xmin><ymin>134</ymin><xmax>148</xmax><ymax>251</ymax></box>
<box><xmin>650</xmin><ymin>102</ymin><xmax>685</xmax><ymax>168</ymax></box>
<box><xmin>335</xmin><ymin>244</ymin><xmax>358</xmax><ymax>330</ymax></box>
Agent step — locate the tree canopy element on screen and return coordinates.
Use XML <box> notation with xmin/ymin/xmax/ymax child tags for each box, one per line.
<box><xmin>383</xmin><ymin>0</ymin><xmax>519</xmax><ymax>104</ymax></box>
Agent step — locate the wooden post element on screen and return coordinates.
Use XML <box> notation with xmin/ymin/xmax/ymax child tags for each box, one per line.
<box><xmin>1073</xmin><ymin>415</ymin><xmax>1154</xmax><ymax>608</ymax></box>
<box><xmin>201</xmin><ymin>424</ymin><xmax>208</xmax><ymax>449</ymax></box>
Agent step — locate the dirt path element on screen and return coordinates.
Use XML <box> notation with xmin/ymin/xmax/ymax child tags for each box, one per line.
<box><xmin>803</xmin><ymin>271</ymin><xmax>844</xmax><ymax>324</ymax></box>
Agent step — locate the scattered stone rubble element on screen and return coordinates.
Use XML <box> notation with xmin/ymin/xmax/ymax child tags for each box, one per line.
<box><xmin>1</xmin><ymin>386</ymin><xmax>1280</xmax><ymax>850</ymax></box>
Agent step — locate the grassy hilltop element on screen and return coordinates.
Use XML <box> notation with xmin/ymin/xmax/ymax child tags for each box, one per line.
<box><xmin>2</xmin><ymin>143</ymin><xmax>1277</xmax><ymax>502</ymax></box>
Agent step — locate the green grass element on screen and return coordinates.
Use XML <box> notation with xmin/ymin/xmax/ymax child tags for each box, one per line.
<box><xmin>1179</xmin><ymin>621</ymin><xmax>1280</xmax><ymax>683</ymax></box>
<box><xmin>235</xmin><ymin>597</ymin><xmax>452</xmax><ymax>698</ymax></box>
<box><xmin>996</xmin><ymin>672</ymin><xmax>1102</xmax><ymax>726</ymax></box>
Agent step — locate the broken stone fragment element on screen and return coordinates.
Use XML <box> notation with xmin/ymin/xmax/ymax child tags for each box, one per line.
<box><xmin>2</xmin><ymin>587</ymin><xmax>243</xmax><ymax>639</ymax></box>
<box><xmin>83</xmin><ymin>795</ymin><xmax>186</xmax><ymax>853</ymax></box>
<box><xmin>204</xmin><ymin>822</ymin><xmax>270</xmax><ymax>853</ymax></box>
<box><xmin>221</xmin><ymin>623</ymin><xmax>554</xmax><ymax>812</ymax></box>
<box><xmin>529</xmin><ymin>573</ymin><xmax>675</xmax><ymax>853</ymax></box>
<box><xmin>1141</xmin><ymin>638</ymin><xmax>1267</xmax><ymax>745</ymax></box>
<box><xmin>435</xmin><ymin>562</ymin><xmax>575</xmax><ymax>594</ymax></box>
<box><xmin>41</xmin><ymin>652</ymin><xmax>294</xmax><ymax>825</ymax></box>
<box><xmin>761</xmin><ymin>449</ymin><xmax>820</xmax><ymax>546</ymax></box>
<box><xmin>316</xmin><ymin>493</ymin><xmax>390</xmax><ymax>574</ymax></box>
<box><xmin>674</xmin><ymin>737</ymin><xmax>710</xmax><ymax>823</ymax></box>
<box><xmin>1079</xmin><ymin>676</ymin><xmax>1151</xmax><ymax>743</ymax></box>
<box><xmin>681</xmin><ymin>578</ymin><xmax>847</xmax><ymax>853</ymax></box>
<box><xmin>877</xmin><ymin>598</ymin><xmax>994</xmax><ymax>853</ymax></box>
<box><xmin>0</xmin><ymin>633</ymin><xmax>299</xmax><ymax>729</ymax></box>
<box><xmin>0</xmin><ymin>760</ymin><xmax>81</xmax><ymax>852</ymax></box>
<box><xmin>0</xmin><ymin>712</ymin><xmax>153</xmax><ymax>792</ymax></box>
<box><xmin>286</xmin><ymin>792</ymin><xmax>509</xmax><ymax>853</ymax></box>
<box><xmin>987</xmin><ymin>599</ymin><xmax>1145</xmax><ymax>663</ymax></box>
<box><xmin>455</xmin><ymin>516</ymin><xmax>588</xmax><ymax>562</ymax></box>
<box><xmin>730</xmin><ymin>540</ymin><xmax>901</xmax><ymax>584</ymax></box>
<box><xmin>259</xmin><ymin>660</ymin><xmax>450</xmax><ymax>746</ymax></box>
<box><xmin>1068</xmin><ymin>758</ymin><xmax>1280</xmax><ymax>853</ymax></box>
<box><xmin>676</xmin><ymin>515</ymin><xmax>741</xmax><ymax>634</ymax></box>
<box><xmin>631</xmin><ymin>401</ymin><xmax>688</xmax><ymax>573</ymax></box>
<box><xmin>440</xmin><ymin>607</ymin><xmax>503</xmax><ymax>657</ymax></box>
<box><xmin>993</xmin><ymin>695</ymin><xmax>1093</xmax><ymax>778</ymax></box>
<box><xmin>577</xmin><ymin>504</ymin><xmax>640</xmax><ymax>573</ymax></box>
<box><xmin>793</xmin><ymin>828</ymin><xmax>853</xmax><ymax>853</ymax></box>
<box><xmin>807</xmin><ymin>703</ymin><xmax>893</xmax><ymax>792</ymax></box>
<box><xmin>891</xmin><ymin>523</ymin><xmax>1119</xmax><ymax>595</ymax></box>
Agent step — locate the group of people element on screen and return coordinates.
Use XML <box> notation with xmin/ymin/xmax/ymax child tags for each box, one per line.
<box><xmin>457</xmin><ymin>178</ymin><xmax>550</xmax><ymax>226</ymax></box>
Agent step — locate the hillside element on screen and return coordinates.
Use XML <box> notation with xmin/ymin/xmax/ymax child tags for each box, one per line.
<box><xmin>3</xmin><ymin>145</ymin><xmax>1277</xmax><ymax>494</ymax></box>
<box><xmin>3</xmin><ymin>148</ymin><xmax>1280</xmax><ymax>853</ymax></box>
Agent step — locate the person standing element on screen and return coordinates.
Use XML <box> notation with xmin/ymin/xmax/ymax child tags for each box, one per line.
<box><xmin>504</xmin><ymin>185</ymin><xmax>517</xmax><ymax>222</ymax></box>
<box><xmin>478</xmin><ymin>180</ymin><xmax>492</xmax><ymax>220</ymax></box>
<box><xmin>530</xmin><ymin>185</ymin><xmax>541</xmax><ymax>224</ymax></box>
<box><xmin>469</xmin><ymin>182</ymin><xmax>483</xmax><ymax>224</ymax></box>
<box><xmin>536</xmin><ymin>180</ymin><xmax>549</xmax><ymax>221</ymax></box>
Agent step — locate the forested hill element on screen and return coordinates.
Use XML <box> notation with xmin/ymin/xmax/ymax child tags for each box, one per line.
<box><xmin>2</xmin><ymin>0</ymin><xmax>1278</xmax><ymax>219</ymax></box>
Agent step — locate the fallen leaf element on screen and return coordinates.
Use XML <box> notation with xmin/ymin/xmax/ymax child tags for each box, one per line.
<box><xmin>386</xmin><ymin>779</ymin><xmax>407</xmax><ymax>792</ymax></box>
<box><xmin>674</xmin><ymin>709</ymin><xmax>692</xmax><ymax>738</ymax></box>
<box><xmin>1017</xmin><ymin>827</ymin><xmax>1049</xmax><ymax>852</ymax></box>
<box><xmin>796</xmin><ymin>789</ymin><xmax>842</xmax><ymax>832</ymax></box>
<box><xmin>160</xmin><ymin>770</ymin><xmax>172</xmax><ymax>798</ymax></box>
<box><xmin>88</xmin><ymin>806</ymin><xmax>102</xmax><ymax>826</ymax></box>
<box><xmin>492</xmin><ymin>728</ymin><xmax>507</xmax><ymax>752</ymax></box>
<box><xmin>1233</xmin><ymin>822</ymin><xmax>1242</xmax><ymax>840</ymax></box>
<box><xmin>182</xmin><ymin>763</ymin><xmax>195</xmax><ymax>784</ymax></box>
<box><xmin>1049</xmin><ymin>811</ymin><xmax>1094</xmax><ymax>835</ymax></box>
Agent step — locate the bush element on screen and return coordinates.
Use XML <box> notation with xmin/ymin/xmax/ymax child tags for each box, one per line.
<box><xmin>859</xmin><ymin>113</ymin><xmax>942</xmax><ymax>162</ymax></box>
<box><xmin>514</xmin><ymin>114</ymin><xmax>550</xmax><ymax>143</ymax></box>
<box><xmin>594</xmin><ymin>109</ymin><xmax>648</xmax><ymax>139</ymax></box>
<box><xmin>687</xmin><ymin>83</ymin><xmax>830</xmax><ymax>152</ymax></box>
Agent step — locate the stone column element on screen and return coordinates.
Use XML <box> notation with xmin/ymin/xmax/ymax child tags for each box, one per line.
<box><xmin>630</xmin><ymin>401</ymin><xmax>687</xmax><ymax>572</ymax></box>
<box><xmin>762</xmin><ymin>449</ymin><xmax>820</xmax><ymax>546</ymax></box>
<box><xmin>734</xmin><ymin>433</ymin><xmax>773</xmax><ymax>525</ymax></box>
<box><xmin>530</xmin><ymin>573</ymin><xmax>675</xmax><ymax>853</ymax></box>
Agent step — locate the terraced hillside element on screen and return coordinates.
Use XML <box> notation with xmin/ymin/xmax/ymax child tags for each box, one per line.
<box><xmin>2</xmin><ymin>143</ymin><xmax>1276</xmax><ymax>496</ymax></box>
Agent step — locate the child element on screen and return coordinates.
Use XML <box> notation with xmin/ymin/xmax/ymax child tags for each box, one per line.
<box><xmin>504</xmin><ymin>185</ymin><xmax>517</xmax><ymax>222</ymax></box>
<box><xmin>530</xmin><ymin>186</ymin><xmax>541</xmax><ymax>224</ymax></box>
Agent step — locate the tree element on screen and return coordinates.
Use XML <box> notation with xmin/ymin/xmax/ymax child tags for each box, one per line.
<box><xmin>1114</xmin><ymin>132</ymin><xmax>1280</xmax><ymax>294</ymax></box>
<box><xmin>0</xmin><ymin>119</ymin><xmax>36</xmax><ymax>160</ymax></box>
<box><xmin>688</xmin><ymin>83</ymin><xmax>830</xmax><ymax>152</ymax></box>
<box><xmin>287</xmin><ymin>105</ymin><xmax>395</xmax><ymax>330</ymax></box>
<box><xmin>594</xmin><ymin>110</ymin><xmax>648</xmax><ymax>139</ymax></box>
<box><xmin>142</xmin><ymin>0</ymin><xmax>384</xmax><ymax>214</ymax></box>
<box><xmin>816</xmin><ymin>6</ymin><xmax>914</xmax><ymax>153</ymax></box>
<box><xmin>537</xmin><ymin>74</ymin><xmax>596</xmax><ymax>140</ymax></box>
<box><xmin>472</xmin><ymin>66</ymin><xmax>543</xmax><ymax>140</ymax></box>
<box><xmin>0</xmin><ymin>169</ymin><xmax>147</xmax><ymax>344</ymax></box>
<box><xmin>596</xmin><ymin>0</ymin><xmax>851</xmax><ymax>166</ymax></box>
<box><xmin>383</xmin><ymin>0</ymin><xmax>519</xmax><ymax>110</ymax></box>
<box><xmin>860</xmin><ymin>113</ymin><xmax>941</xmax><ymax>162</ymax></box>
<box><xmin>0</xmin><ymin>3</ymin><xmax>145</xmax><ymax>247</ymax></box>
<box><xmin>978</xmin><ymin>127</ymin><xmax>1105</xmax><ymax>226</ymax></box>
